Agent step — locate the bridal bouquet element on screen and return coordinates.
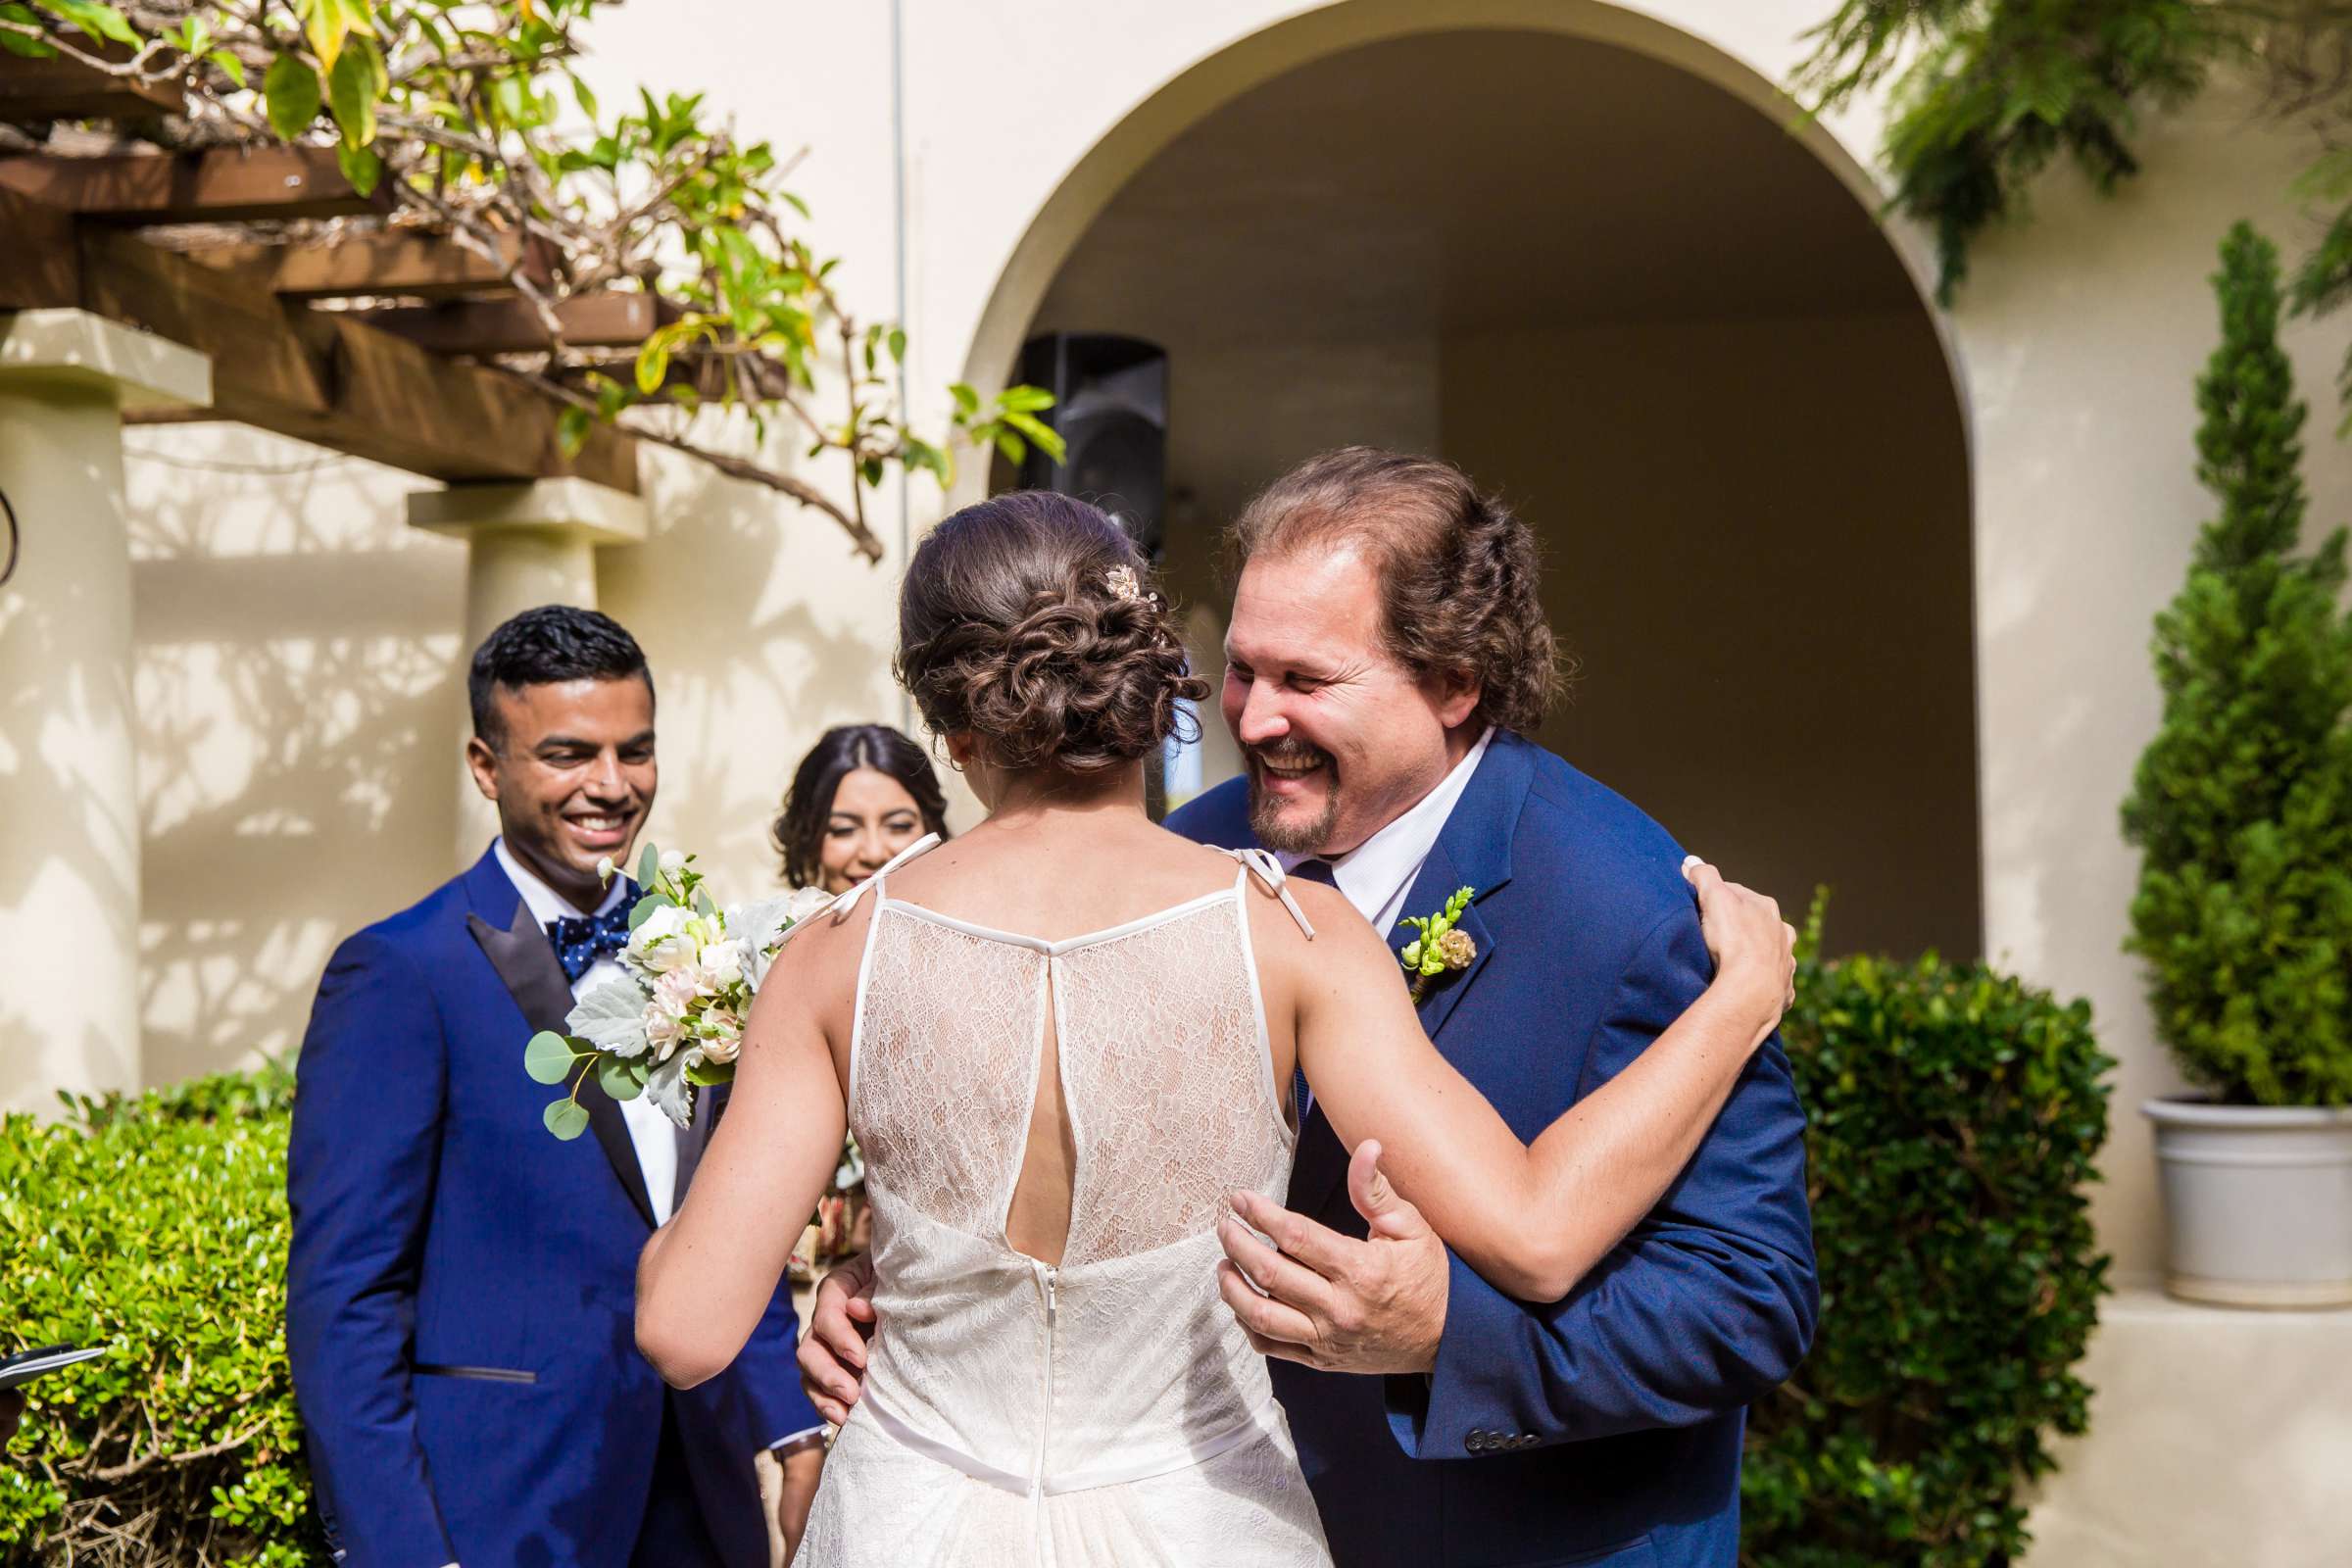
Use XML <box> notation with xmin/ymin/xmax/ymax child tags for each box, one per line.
<box><xmin>523</xmin><ymin>842</ymin><xmax>833</xmax><ymax>1140</ymax></box>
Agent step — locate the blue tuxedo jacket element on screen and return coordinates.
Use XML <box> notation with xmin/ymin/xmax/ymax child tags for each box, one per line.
<box><xmin>1167</xmin><ymin>732</ymin><xmax>1816</xmax><ymax>1568</ymax></box>
<box><xmin>286</xmin><ymin>847</ymin><xmax>818</xmax><ymax>1568</ymax></box>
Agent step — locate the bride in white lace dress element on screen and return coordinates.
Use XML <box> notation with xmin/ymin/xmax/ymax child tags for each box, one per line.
<box><xmin>636</xmin><ymin>492</ymin><xmax>1793</xmax><ymax>1567</ymax></box>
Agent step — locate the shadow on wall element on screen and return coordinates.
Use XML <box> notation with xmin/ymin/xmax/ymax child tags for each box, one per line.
<box><xmin>122</xmin><ymin>426</ymin><xmax>462</xmax><ymax>1088</ymax></box>
<box><xmin>592</xmin><ymin>434</ymin><xmax>910</xmax><ymax>894</ymax></box>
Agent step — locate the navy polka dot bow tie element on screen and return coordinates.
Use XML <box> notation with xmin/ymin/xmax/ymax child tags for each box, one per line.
<box><xmin>546</xmin><ymin>899</ymin><xmax>635</xmax><ymax>983</ymax></box>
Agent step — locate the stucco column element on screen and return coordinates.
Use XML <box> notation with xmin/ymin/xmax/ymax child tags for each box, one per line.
<box><xmin>0</xmin><ymin>310</ymin><xmax>210</xmax><ymax>1112</ymax></box>
<box><xmin>407</xmin><ymin>477</ymin><xmax>649</xmax><ymax>867</ymax></box>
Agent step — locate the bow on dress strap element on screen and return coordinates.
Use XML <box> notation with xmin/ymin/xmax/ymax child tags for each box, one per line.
<box><xmin>826</xmin><ymin>832</ymin><xmax>943</xmax><ymax>922</ymax></box>
<box><xmin>1224</xmin><ymin>848</ymin><xmax>1316</xmax><ymax>940</ymax></box>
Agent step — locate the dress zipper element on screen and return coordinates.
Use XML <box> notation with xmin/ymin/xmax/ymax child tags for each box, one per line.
<box><xmin>1032</xmin><ymin>1260</ymin><xmax>1060</xmax><ymax>1552</ymax></box>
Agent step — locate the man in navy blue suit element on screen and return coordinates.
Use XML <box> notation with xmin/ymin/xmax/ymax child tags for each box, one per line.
<box><xmin>803</xmin><ymin>449</ymin><xmax>1816</xmax><ymax>1567</ymax></box>
<box><xmin>287</xmin><ymin>607</ymin><xmax>824</xmax><ymax>1568</ymax></box>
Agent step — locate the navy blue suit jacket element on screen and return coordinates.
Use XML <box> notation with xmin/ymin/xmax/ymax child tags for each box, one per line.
<box><xmin>286</xmin><ymin>847</ymin><xmax>818</xmax><ymax>1568</ymax></box>
<box><xmin>1166</xmin><ymin>732</ymin><xmax>1816</xmax><ymax>1568</ymax></box>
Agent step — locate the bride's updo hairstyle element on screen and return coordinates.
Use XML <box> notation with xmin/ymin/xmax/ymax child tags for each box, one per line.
<box><xmin>896</xmin><ymin>491</ymin><xmax>1206</xmax><ymax>776</ymax></box>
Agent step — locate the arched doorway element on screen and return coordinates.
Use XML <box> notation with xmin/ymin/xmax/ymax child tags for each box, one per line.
<box><xmin>979</xmin><ymin>15</ymin><xmax>1977</xmax><ymax>959</ymax></box>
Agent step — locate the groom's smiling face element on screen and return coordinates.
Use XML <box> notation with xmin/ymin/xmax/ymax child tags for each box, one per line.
<box><xmin>1223</xmin><ymin>543</ymin><xmax>1479</xmax><ymax>858</ymax></box>
<box><xmin>468</xmin><ymin>675</ymin><xmax>658</xmax><ymax>908</ymax></box>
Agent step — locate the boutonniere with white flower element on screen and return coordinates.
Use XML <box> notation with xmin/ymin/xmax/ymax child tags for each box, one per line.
<box><xmin>523</xmin><ymin>841</ymin><xmax>834</xmax><ymax>1140</ymax></box>
<box><xmin>1398</xmin><ymin>885</ymin><xmax>1478</xmax><ymax>1003</ymax></box>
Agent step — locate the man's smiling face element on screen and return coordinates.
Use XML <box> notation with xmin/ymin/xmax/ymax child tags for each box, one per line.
<box><xmin>1221</xmin><ymin>542</ymin><xmax>1474</xmax><ymax>858</ymax></box>
<box><xmin>467</xmin><ymin>675</ymin><xmax>657</xmax><ymax>909</ymax></box>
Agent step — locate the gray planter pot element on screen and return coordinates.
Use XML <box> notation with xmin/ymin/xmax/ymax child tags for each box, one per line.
<box><xmin>2143</xmin><ymin>1099</ymin><xmax>2352</xmax><ymax>1308</ymax></box>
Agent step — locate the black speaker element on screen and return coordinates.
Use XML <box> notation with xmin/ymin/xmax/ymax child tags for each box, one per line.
<box><xmin>1016</xmin><ymin>333</ymin><xmax>1168</xmax><ymax>559</ymax></box>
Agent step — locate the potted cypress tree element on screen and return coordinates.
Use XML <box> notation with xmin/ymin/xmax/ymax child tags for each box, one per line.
<box><xmin>2124</xmin><ymin>220</ymin><xmax>2352</xmax><ymax>1307</ymax></box>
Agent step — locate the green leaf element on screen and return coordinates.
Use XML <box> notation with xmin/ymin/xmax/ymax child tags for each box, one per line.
<box><xmin>598</xmin><ymin>1054</ymin><xmax>643</xmax><ymax>1102</ymax></box>
<box><xmin>637</xmin><ymin>841</ymin><xmax>661</xmax><ymax>889</ymax></box>
<box><xmin>949</xmin><ymin>381</ymin><xmax>981</xmax><ymax>417</ymax></box>
<box><xmin>524</xmin><ymin>1030</ymin><xmax>580</xmax><ymax>1086</ymax></box>
<box><xmin>557</xmin><ymin>405</ymin><xmax>593</xmax><ymax>458</ymax></box>
<box><xmin>210</xmin><ymin>48</ymin><xmax>247</xmax><ymax>89</ymax></box>
<box><xmin>685</xmin><ymin>1057</ymin><xmax>737</xmax><ymax>1089</ymax></box>
<box><xmin>544</xmin><ymin>1099</ymin><xmax>591</xmax><ymax>1141</ymax></box>
<box><xmin>635</xmin><ymin>337</ymin><xmax>670</xmax><ymax>395</ymax></box>
<box><xmin>263</xmin><ymin>54</ymin><xmax>321</xmax><ymax>141</ymax></box>
<box><xmin>997</xmin><ymin>385</ymin><xmax>1056</xmax><ymax>413</ymax></box>
<box><xmin>326</xmin><ymin>35</ymin><xmax>386</xmax><ymax>148</ymax></box>
<box><xmin>887</xmin><ymin>326</ymin><xmax>906</xmax><ymax>364</ymax></box>
<box><xmin>47</xmin><ymin>0</ymin><xmax>136</xmax><ymax>46</ymax></box>
<box><xmin>626</xmin><ymin>894</ymin><xmax>668</xmax><ymax>931</ymax></box>
<box><xmin>335</xmin><ymin>140</ymin><xmax>381</xmax><ymax>197</ymax></box>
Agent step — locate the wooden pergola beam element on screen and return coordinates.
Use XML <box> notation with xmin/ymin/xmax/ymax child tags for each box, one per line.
<box><xmin>78</xmin><ymin>225</ymin><xmax>637</xmax><ymax>492</ymax></box>
<box><xmin>0</xmin><ymin>181</ymin><xmax>79</xmax><ymax>311</ymax></box>
<box><xmin>0</xmin><ymin>144</ymin><xmax>385</xmax><ymax>222</ymax></box>
<box><xmin>0</xmin><ymin>43</ymin><xmax>184</xmax><ymax>122</ymax></box>
<box><xmin>350</xmin><ymin>290</ymin><xmax>677</xmax><ymax>355</ymax></box>
<box><xmin>176</xmin><ymin>227</ymin><xmax>561</xmax><ymax>301</ymax></box>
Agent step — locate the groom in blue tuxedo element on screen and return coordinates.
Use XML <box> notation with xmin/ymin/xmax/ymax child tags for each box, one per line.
<box><xmin>287</xmin><ymin>607</ymin><xmax>822</xmax><ymax>1568</ymax></box>
<box><xmin>1173</xmin><ymin>449</ymin><xmax>1818</xmax><ymax>1568</ymax></box>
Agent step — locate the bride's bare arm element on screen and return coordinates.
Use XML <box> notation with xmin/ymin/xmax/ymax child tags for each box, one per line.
<box><xmin>1289</xmin><ymin>863</ymin><xmax>1790</xmax><ymax>1304</ymax></box>
<box><xmin>636</xmin><ymin>908</ymin><xmax>862</xmax><ymax>1390</ymax></box>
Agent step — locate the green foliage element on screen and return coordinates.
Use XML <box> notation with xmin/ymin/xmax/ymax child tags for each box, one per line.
<box><xmin>1743</xmin><ymin>905</ymin><xmax>2112</xmax><ymax>1568</ymax></box>
<box><xmin>2121</xmin><ymin>223</ymin><xmax>2352</xmax><ymax>1105</ymax></box>
<box><xmin>1795</xmin><ymin>0</ymin><xmax>2234</xmax><ymax>303</ymax></box>
<box><xmin>3</xmin><ymin>1062</ymin><xmax>326</xmax><ymax>1567</ymax></box>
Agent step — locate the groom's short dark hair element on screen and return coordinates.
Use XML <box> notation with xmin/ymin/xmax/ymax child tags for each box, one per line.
<box><xmin>1230</xmin><ymin>448</ymin><xmax>1563</xmax><ymax>733</ymax></box>
<box><xmin>468</xmin><ymin>605</ymin><xmax>654</xmax><ymax>749</ymax></box>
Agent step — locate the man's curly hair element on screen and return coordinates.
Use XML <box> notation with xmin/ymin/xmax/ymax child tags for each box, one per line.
<box><xmin>1229</xmin><ymin>448</ymin><xmax>1561</xmax><ymax>733</ymax></box>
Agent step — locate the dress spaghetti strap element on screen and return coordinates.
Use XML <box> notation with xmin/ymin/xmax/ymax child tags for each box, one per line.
<box><xmin>1222</xmin><ymin>848</ymin><xmax>1317</xmax><ymax>940</ymax></box>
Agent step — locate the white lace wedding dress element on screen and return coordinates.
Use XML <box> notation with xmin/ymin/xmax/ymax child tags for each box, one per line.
<box><xmin>794</xmin><ymin>838</ymin><xmax>1333</xmax><ymax>1566</ymax></box>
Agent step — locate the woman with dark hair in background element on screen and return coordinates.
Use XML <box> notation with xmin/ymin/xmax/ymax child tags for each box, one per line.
<box><xmin>772</xmin><ymin>725</ymin><xmax>952</xmax><ymax>896</ymax></box>
<box><xmin>773</xmin><ymin>726</ymin><xmax>952</xmax><ymax>1286</ymax></box>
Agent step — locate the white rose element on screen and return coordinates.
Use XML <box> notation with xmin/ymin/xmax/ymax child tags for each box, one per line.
<box><xmin>596</xmin><ymin>855</ymin><xmax>616</xmax><ymax>883</ymax></box>
<box><xmin>627</xmin><ymin>904</ymin><xmax>695</xmax><ymax>974</ymax></box>
<box><xmin>699</xmin><ymin>936</ymin><xmax>746</xmax><ymax>988</ymax></box>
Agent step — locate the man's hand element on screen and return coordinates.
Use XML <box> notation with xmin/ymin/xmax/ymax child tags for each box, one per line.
<box><xmin>1215</xmin><ymin>1141</ymin><xmax>1447</xmax><ymax>1374</ymax></box>
<box><xmin>797</xmin><ymin>1252</ymin><xmax>877</xmax><ymax>1428</ymax></box>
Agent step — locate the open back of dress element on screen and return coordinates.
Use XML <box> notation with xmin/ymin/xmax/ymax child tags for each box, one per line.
<box><xmin>794</xmin><ymin>841</ymin><xmax>1333</xmax><ymax>1567</ymax></box>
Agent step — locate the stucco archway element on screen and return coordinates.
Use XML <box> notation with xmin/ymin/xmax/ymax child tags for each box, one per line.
<box><xmin>963</xmin><ymin>1</ymin><xmax>1979</xmax><ymax>958</ymax></box>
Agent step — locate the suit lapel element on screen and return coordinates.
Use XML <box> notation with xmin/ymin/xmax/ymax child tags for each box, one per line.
<box><xmin>1290</xmin><ymin>735</ymin><xmax>1535</xmax><ymax>1222</ymax></box>
<box><xmin>466</xmin><ymin>884</ymin><xmax>659</xmax><ymax>1230</ymax></box>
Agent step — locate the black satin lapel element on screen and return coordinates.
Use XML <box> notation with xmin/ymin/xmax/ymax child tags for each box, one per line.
<box><xmin>467</xmin><ymin>900</ymin><xmax>658</xmax><ymax>1230</ymax></box>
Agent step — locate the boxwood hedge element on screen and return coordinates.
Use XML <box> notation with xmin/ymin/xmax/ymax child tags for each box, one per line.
<box><xmin>1742</xmin><ymin>908</ymin><xmax>2114</xmax><ymax>1567</ymax></box>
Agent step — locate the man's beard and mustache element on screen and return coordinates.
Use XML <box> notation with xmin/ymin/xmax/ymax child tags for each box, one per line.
<box><xmin>1246</xmin><ymin>742</ymin><xmax>1342</xmax><ymax>856</ymax></box>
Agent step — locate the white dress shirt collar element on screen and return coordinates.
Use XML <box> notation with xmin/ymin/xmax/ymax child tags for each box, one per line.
<box><xmin>1282</xmin><ymin>725</ymin><xmax>1495</xmax><ymax>936</ymax></box>
<box><xmin>494</xmin><ymin>837</ymin><xmax>628</xmax><ymax>926</ymax></box>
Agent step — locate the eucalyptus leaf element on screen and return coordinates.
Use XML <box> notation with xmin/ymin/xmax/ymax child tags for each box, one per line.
<box><xmin>638</xmin><ymin>842</ymin><xmax>661</xmax><ymax>889</ymax></box>
<box><xmin>598</xmin><ymin>1054</ymin><xmax>643</xmax><ymax>1102</ymax></box>
<box><xmin>523</xmin><ymin>1030</ymin><xmax>579</xmax><ymax>1086</ymax></box>
<box><xmin>543</xmin><ymin>1099</ymin><xmax>591</xmax><ymax>1141</ymax></box>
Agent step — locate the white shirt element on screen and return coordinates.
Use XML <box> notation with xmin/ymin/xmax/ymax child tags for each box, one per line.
<box><xmin>1280</xmin><ymin>726</ymin><xmax>1495</xmax><ymax>936</ymax></box>
<box><xmin>494</xmin><ymin>838</ymin><xmax>680</xmax><ymax>1225</ymax></box>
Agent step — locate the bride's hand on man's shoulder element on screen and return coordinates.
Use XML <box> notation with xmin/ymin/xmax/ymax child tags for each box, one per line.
<box><xmin>1681</xmin><ymin>857</ymin><xmax>1796</xmax><ymax>1032</ymax></box>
